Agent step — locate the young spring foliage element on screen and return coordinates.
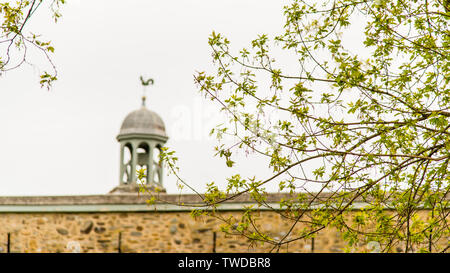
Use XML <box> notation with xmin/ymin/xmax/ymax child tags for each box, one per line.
<box><xmin>0</xmin><ymin>0</ymin><xmax>65</xmax><ymax>89</ymax></box>
<box><xmin>145</xmin><ymin>0</ymin><xmax>450</xmax><ymax>253</ymax></box>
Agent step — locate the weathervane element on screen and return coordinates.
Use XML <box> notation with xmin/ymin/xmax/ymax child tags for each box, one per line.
<box><xmin>139</xmin><ymin>76</ymin><xmax>154</xmax><ymax>107</ymax></box>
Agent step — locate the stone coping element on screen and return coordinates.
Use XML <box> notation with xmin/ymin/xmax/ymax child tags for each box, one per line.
<box><xmin>0</xmin><ymin>192</ymin><xmax>335</xmax><ymax>206</ymax></box>
<box><xmin>0</xmin><ymin>192</ymin><xmax>372</xmax><ymax>213</ymax></box>
<box><xmin>0</xmin><ymin>192</ymin><xmax>447</xmax><ymax>207</ymax></box>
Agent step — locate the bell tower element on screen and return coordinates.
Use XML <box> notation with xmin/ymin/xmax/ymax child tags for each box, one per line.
<box><xmin>110</xmin><ymin>78</ymin><xmax>168</xmax><ymax>194</ymax></box>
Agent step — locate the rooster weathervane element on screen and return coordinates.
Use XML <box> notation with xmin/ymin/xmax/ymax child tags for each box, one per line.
<box><xmin>140</xmin><ymin>76</ymin><xmax>154</xmax><ymax>107</ymax></box>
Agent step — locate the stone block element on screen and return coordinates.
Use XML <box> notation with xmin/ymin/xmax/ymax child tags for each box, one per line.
<box><xmin>56</xmin><ymin>228</ymin><xmax>69</xmax><ymax>236</ymax></box>
<box><xmin>80</xmin><ymin>221</ymin><xmax>93</xmax><ymax>234</ymax></box>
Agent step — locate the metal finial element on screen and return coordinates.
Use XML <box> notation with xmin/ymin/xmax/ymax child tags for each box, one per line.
<box><xmin>139</xmin><ymin>76</ymin><xmax>154</xmax><ymax>107</ymax></box>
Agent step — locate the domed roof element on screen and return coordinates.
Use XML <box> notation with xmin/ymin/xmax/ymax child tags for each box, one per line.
<box><xmin>117</xmin><ymin>106</ymin><xmax>167</xmax><ymax>141</ymax></box>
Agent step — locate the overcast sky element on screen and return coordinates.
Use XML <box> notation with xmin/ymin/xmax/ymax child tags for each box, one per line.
<box><xmin>0</xmin><ymin>0</ymin><xmax>291</xmax><ymax>196</ymax></box>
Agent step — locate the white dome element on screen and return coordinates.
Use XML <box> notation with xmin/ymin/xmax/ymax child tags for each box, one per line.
<box><xmin>117</xmin><ymin>106</ymin><xmax>167</xmax><ymax>140</ymax></box>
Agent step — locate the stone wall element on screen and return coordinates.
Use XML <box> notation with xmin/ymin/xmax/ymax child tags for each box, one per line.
<box><xmin>0</xmin><ymin>210</ymin><xmax>445</xmax><ymax>253</ymax></box>
<box><xmin>0</xmin><ymin>211</ymin><xmax>318</xmax><ymax>253</ymax></box>
<box><xmin>0</xmin><ymin>194</ymin><xmax>447</xmax><ymax>253</ymax></box>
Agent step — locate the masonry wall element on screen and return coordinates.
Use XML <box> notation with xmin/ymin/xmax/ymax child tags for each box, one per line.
<box><xmin>1</xmin><ymin>210</ymin><xmax>445</xmax><ymax>253</ymax></box>
<box><xmin>0</xmin><ymin>211</ymin><xmax>356</xmax><ymax>253</ymax></box>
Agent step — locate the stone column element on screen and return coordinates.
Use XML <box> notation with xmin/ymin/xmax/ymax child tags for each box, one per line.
<box><xmin>119</xmin><ymin>142</ymin><xmax>125</xmax><ymax>185</ymax></box>
<box><xmin>130</xmin><ymin>142</ymin><xmax>138</xmax><ymax>184</ymax></box>
<box><xmin>147</xmin><ymin>141</ymin><xmax>154</xmax><ymax>185</ymax></box>
<box><xmin>156</xmin><ymin>148</ymin><xmax>163</xmax><ymax>186</ymax></box>
<box><xmin>158</xmin><ymin>150</ymin><xmax>163</xmax><ymax>185</ymax></box>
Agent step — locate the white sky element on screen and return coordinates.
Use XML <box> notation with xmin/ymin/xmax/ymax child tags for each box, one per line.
<box><xmin>0</xmin><ymin>0</ymin><xmax>290</xmax><ymax>196</ymax></box>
